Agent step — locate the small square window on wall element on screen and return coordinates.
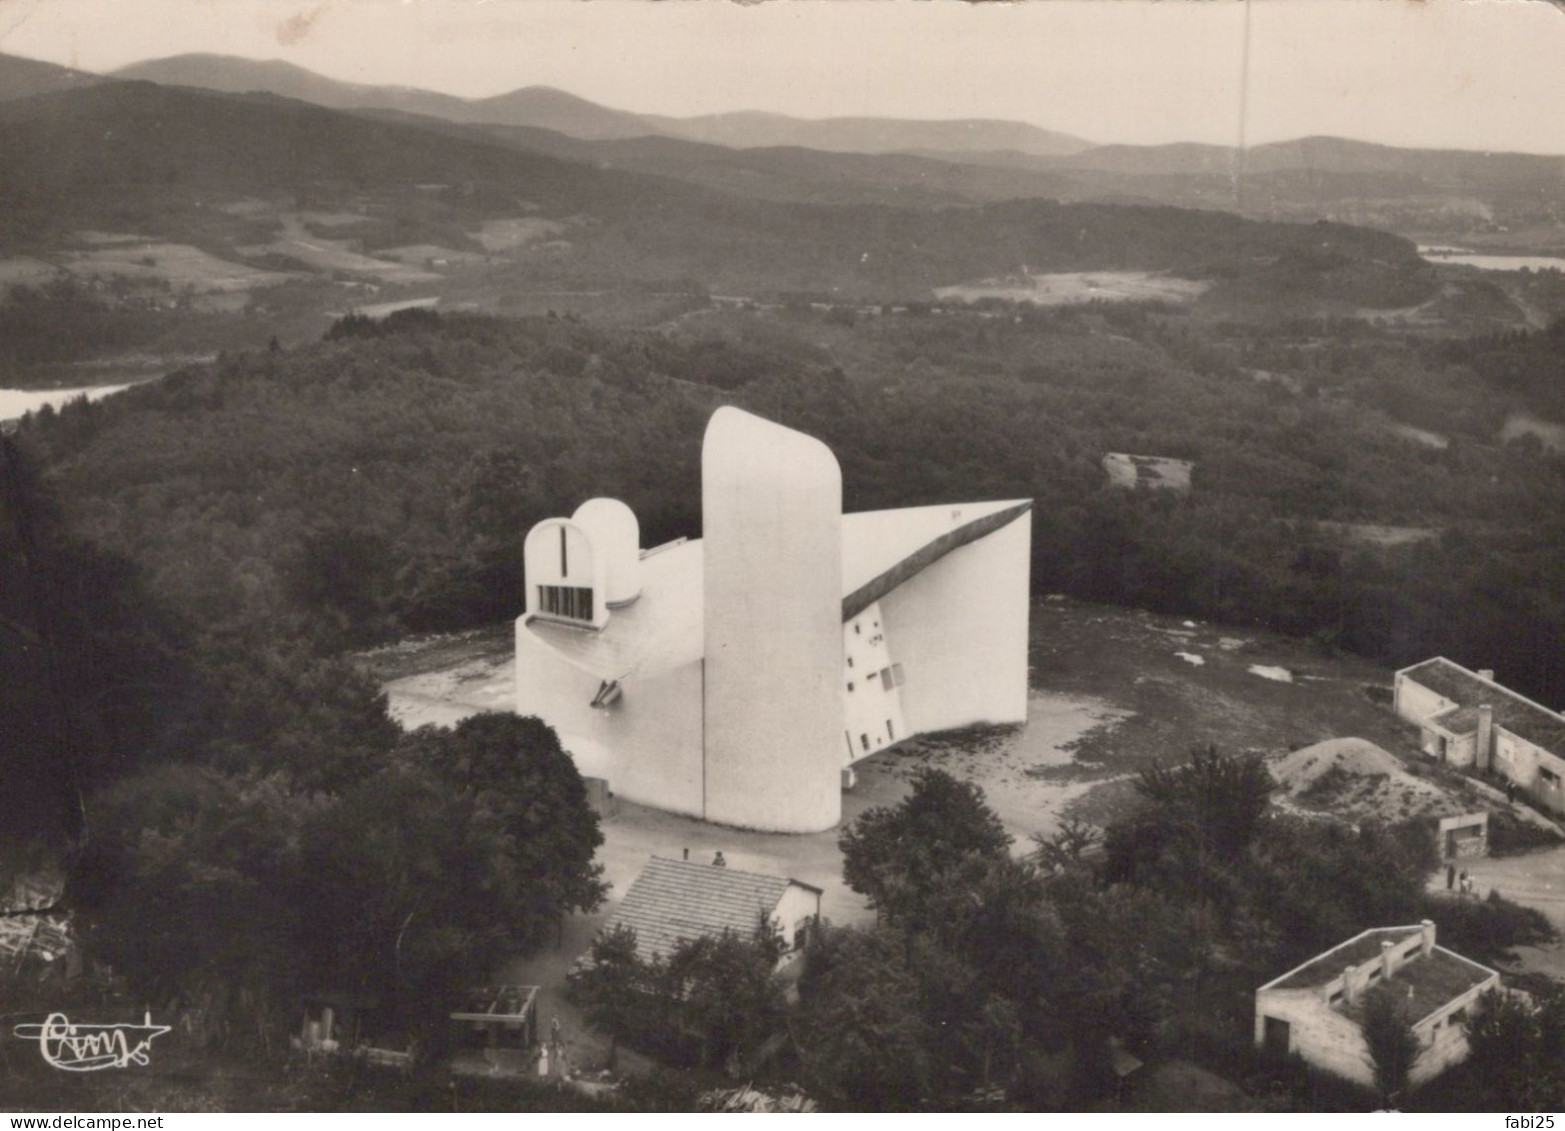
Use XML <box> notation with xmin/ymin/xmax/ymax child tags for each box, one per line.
<box><xmin>854</xmin><ymin>623</ymin><xmax>861</xmax><ymax>635</ymax></box>
<box><xmin>847</xmin><ymin>682</ymin><xmax>854</xmax><ymax>693</ymax></box>
<box><xmin>880</xmin><ymin>666</ymin><xmax>894</xmax><ymax>686</ymax></box>
<box><xmin>860</xmin><ymin>733</ymin><xmax>870</xmax><ymax>752</ymax></box>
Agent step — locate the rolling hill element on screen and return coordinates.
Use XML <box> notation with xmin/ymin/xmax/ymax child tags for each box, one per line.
<box><xmin>113</xmin><ymin>54</ymin><xmax>655</xmax><ymax>140</ymax></box>
<box><xmin>0</xmin><ymin>52</ymin><xmax>104</xmax><ymax>101</ymax></box>
<box><xmin>358</xmin><ymin>109</ymin><xmax>1081</xmax><ymax>207</ymax></box>
<box><xmin>646</xmin><ymin>108</ymin><xmax>1092</xmax><ymax>157</ymax></box>
<box><xmin>0</xmin><ymin>77</ymin><xmax>1436</xmax><ymax>317</ymax></box>
<box><xmin>86</xmin><ymin>51</ymin><xmax>1565</xmax><ymax>244</ymax></box>
<box><xmin>113</xmin><ymin>53</ymin><xmax>1093</xmax><ymax>157</ymax></box>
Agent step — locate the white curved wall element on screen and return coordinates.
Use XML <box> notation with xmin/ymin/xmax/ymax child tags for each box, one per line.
<box><xmin>523</xmin><ymin>518</ymin><xmax>606</xmax><ymax>628</ymax></box>
<box><xmin>878</xmin><ymin>509</ymin><xmax>1031</xmax><ymax>737</ymax></box>
<box><xmin>572</xmin><ymin>497</ymin><xmax>642</xmax><ymax>608</ymax></box>
<box><xmin>515</xmin><ymin>620</ymin><xmax>705</xmax><ymax>817</ymax></box>
<box><xmin>701</xmin><ymin>407</ymin><xmax>844</xmax><ymax>832</ymax></box>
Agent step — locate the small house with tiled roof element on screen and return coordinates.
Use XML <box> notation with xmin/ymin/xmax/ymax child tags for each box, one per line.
<box><xmin>593</xmin><ymin>856</ymin><xmax>822</xmax><ymax>968</ymax></box>
<box><xmin>1395</xmin><ymin>658</ymin><xmax>1565</xmax><ymax>815</ymax></box>
<box><xmin>1254</xmin><ymin>920</ymin><xmax>1499</xmax><ymax>1088</ymax></box>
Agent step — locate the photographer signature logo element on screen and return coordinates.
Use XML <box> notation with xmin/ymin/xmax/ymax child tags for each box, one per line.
<box><xmin>12</xmin><ymin>1012</ymin><xmax>171</xmax><ymax>1071</ymax></box>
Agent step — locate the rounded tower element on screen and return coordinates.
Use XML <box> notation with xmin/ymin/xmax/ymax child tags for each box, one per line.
<box><xmin>572</xmin><ymin>497</ymin><xmax>642</xmax><ymax>608</ymax></box>
<box><xmin>701</xmin><ymin>407</ymin><xmax>843</xmax><ymax>832</ymax></box>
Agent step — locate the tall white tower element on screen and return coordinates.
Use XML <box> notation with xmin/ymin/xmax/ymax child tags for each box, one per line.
<box><xmin>701</xmin><ymin>407</ymin><xmax>844</xmax><ymax>832</ymax></box>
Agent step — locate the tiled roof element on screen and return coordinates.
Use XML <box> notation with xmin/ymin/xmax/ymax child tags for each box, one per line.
<box><xmin>597</xmin><ymin>857</ymin><xmax>802</xmax><ymax>964</ymax></box>
<box><xmin>1405</xmin><ymin>658</ymin><xmax>1565</xmax><ymax>752</ymax></box>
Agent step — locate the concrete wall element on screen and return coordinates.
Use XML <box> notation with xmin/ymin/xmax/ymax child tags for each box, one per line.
<box><xmin>842</xmin><ymin>600</ymin><xmax>907</xmax><ymax>765</ymax></box>
<box><xmin>1494</xmin><ymin>728</ymin><xmax>1565</xmax><ymax>815</ymax></box>
<box><xmin>702</xmin><ymin>408</ymin><xmax>844</xmax><ymax>832</ymax></box>
<box><xmin>1395</xmin><ymin>673</ymin><xmax>1455</xmax><ymax>733</ymax></box>
<box><xmin>515</xmin><ymin>622</ymin><xmax>705</xmax><ymax>818</ymax></box>
<box><xmin>880</xmin><ymin>508</ymin><xmax>1031</xmax><ymax>739</ymax></box>
<box><xmin>1257</xmin><ymin>928</ymin><xmax>1498</xmax><ymax>1092</ymax></box>
<box><xmin>1441</xmin><ymin>729</ymin><xmax>1477</xmax><ymax>770</ymax></box>
<box><xmin>523</xmin><ymin>518</ymin><xmax>607</xmax><ymax>628</ymax></box>
<box><xmin>1255</xmin><ymin>988</ymin><xmax>1375</xmax><ymax>1087</ymax></box>
<box><xmin>1410</xmin><ymin>975</ymin><xmax>1495</xmax><ymax>1086</ymax></box>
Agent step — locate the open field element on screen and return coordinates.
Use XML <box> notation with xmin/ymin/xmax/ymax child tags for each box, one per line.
<box><xmin>1501</xmin><ymin>410</ymin><xmax>1565</xmax><ymax>453</ymax></box>
<box><xmin>236</xmin><ymin>237</ymin><xmax>442</xmax><ymax>283</ymax></box>
<box><xmin>1387</xmin><ymin>421</ymin><xmax>1450</xmax><ymax>449</ymax></box>
<box><xmin>471</xmin><ymin>217</ymin><xmax>566</xmax><ymax>253</ymax></box>
<box><xmin>0</xmin><ymin>256</ymin><xmax>61</xmax><ymax>288</ymax></box>
<box><xmin>1313</xmin><ymin>521</ymin><xmax>1442</xmax><ymax>548</ymax></box>
<box><xmin>1102</xmin><ymin>452</ymin><xmax>1194</xmax><ymax>491</ymax></box>
<box><xmin>936</xmin><ymin>270</ymin><xmax>1209</xmax><ymax>307</ymax></box>
<box><xmin>377</xmin><ymin>244</ymin><xmax>487</xmax><ymax>268</ymax></box>
<box><xmin>59</xmin><ymin>242</ymin><xmax>296</xmax><ymax>292</ymax></box>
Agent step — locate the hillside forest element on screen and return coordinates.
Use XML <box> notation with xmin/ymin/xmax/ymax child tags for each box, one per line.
<box><xmin>4</xmin><ymin>55</ymin><xmax>1565</xmax><ymax>1111</ymax></box>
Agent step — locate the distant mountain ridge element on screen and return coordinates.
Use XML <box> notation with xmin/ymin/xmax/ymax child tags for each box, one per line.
<box><xmin>3</xmin><ymin>50</ymin><xmax>1561</xmax><ymax>243</ymax></box>
<box><xmin>0</xmin><ymin>52</ymin><xmax>104</xmax><ymax>101</ymax></box>
<box><xmin>645</xmin><ymin>109</ymin><xmax>1092</xmax><ymax>158</ymax></box>
<box><xmin>111</xmin><ymin>54</ymin><xmax>654</xmax><ymax>140</ymax></box>
<box><xmin>109</xmin><ymin>52</ymin><xmax>1093</xmax><ymax>156</ymax></box>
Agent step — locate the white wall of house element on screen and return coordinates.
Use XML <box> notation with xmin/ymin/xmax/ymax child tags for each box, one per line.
<box><xmin>1255</xmin><ymin>988</ymin><xmax>1376</xmax><ymax>1086</ymax></box>
<box><xmin>1256</xmin><ymin>927</ymin><xmax>1499</xmax><ymax>1092</ymax></box>
<box><xmin>1410</xmin><ymin>977</ymin><xmax>1495</xmax><ymax>1086</ymax></box>
<box><xmin>774</xmin><ymin>884</ymin><xmax>823</xmax><ymax>949</ymax></box>
<box><xmin>1494</xmin><ymin>729</ymin><xmax>1565</xmax><ymax>814</ymax></box>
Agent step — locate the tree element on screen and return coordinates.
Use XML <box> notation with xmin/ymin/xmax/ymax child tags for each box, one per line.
<box><xmin>1362</xmin><ymin>986</ymin><xmax>1419</xmax><ymax>1105</ymax></box>
<box><xmin>402</xmin><ymin>713</ymin><xmax>608</xmax><ymax>946</ymax></box>
<box><xmin>794</xmin><ymin>926</ymin><xmax>946</xmax><ymax>1109</ymax></box>
<box><xmin>571</xmin><ymin>924</ymin><xmax>650</xmax><ymax>1062</ymax></box>
<box><xmin>1135</xmin><ymin>744</ymin><xmax>1275</xmax><ymax>858</ymax></box>
<box><xmin>1464</xmin><ymin>985</ymin><xmax>1565</xmax><ymax>1109</ymax></box>
<box><xmin>1</xmin><ymin>434</ymin><xmax>192</xmax><ymax>842</ymax></box>
<box><xmin>665</xmin><ymin>914</ymin><xmax>788</xmax><ymax>1071</ymax></box>
<box><xmin>295</xmin><ymin>763</ymin><xmax>525</xmax><ymax>1040</ymax></box>
<box><xmin>839</xmin><ymin>768</ymin><xmax>1011</xmax><ymax>924</ymax></box>
<box><xmin>70</xmin><ymin>765</ymin><xmax>323</xmax><ymax>1043</ymax></box>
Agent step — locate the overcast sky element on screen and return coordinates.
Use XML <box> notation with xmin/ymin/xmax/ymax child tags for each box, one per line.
<box><xmin>3</xmin><ymin>0</ymin><xmax>1564</xmax><ymax>153</ymax></box>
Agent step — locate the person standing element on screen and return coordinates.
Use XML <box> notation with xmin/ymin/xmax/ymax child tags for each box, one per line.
<box><xmin>1446</xmin><ymin>863</ymin><xmax>1456</xmax><ymax>890</ymax></box>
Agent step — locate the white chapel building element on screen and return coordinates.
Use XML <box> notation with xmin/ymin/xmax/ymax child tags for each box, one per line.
<box><xmin>515</xmin><ymin>406</ymin><xmax>1032</xmax><ymax>833</ymax></box>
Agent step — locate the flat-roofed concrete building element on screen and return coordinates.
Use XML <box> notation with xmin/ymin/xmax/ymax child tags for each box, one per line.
<box><xmin>1254</xmin><ymin>921</ymin><xmax>1499</xmax><ymax>1089</ymax></box>
<box><xmin>1395</xmin><ymin>657</ymin><xmax>1565</xmax><ymax>815</ymax></box>
<box><xmin>515</xmin><ymin>407</ymin><xmax>1032</xmax><ymax>832</ymax></box>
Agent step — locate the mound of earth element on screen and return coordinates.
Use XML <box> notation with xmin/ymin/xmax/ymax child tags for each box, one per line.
<box><xmin>1269</xmin><ymin>737</ymin><xmax>1467</xmax><ymax>822</ymax></box>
